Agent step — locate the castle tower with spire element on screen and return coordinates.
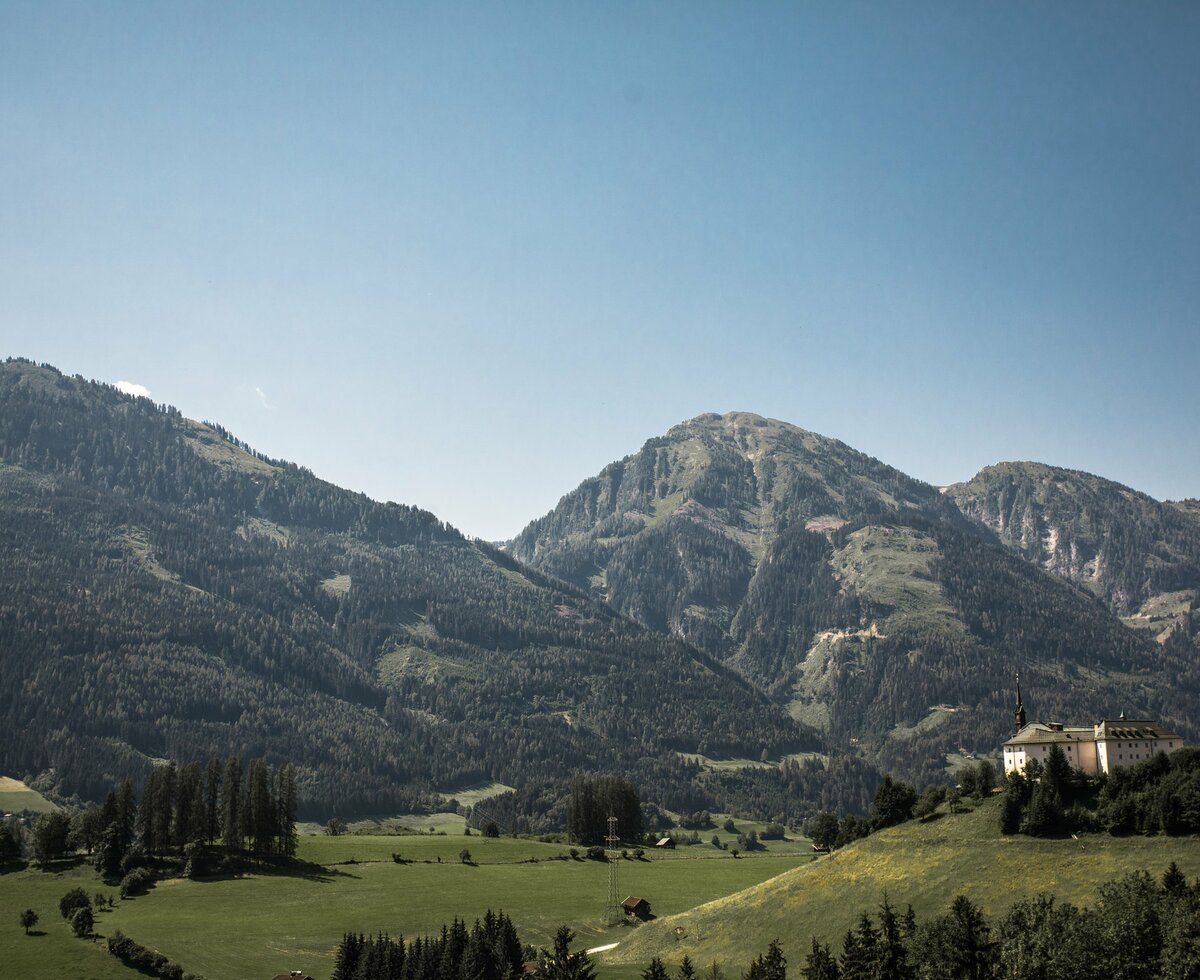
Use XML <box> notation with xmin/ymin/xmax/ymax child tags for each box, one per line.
<box><xmin>1013</xmin><ymin>673</ymin><xmax>1026</xmax><ymax>736</ymax></box>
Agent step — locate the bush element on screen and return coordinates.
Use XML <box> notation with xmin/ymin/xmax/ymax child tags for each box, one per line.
<box><xmin>120</xmin><ymin>868</ymin><xmax>153</xmax><ymax>898</ymax></box>
<box><xmin>482</xmin><ymin>821</ymin><xmax>500</xmax><ymax>838</ymax></box>
<box><xmin>59</xmin><ymin>887</ymin><xmax>90</xmax><ymax>920</ymax></box>
<box><xmin>914</xmin><ymin>785</ymin><xmax>947</xmax><ymax>821</ymax></box>
<box><xmin>182</xmin><ymin>841</ymin><xmax>212</xmax><ymax>879</ymax></box>
<box><xmin>106</xmin><ymin>930</ymin><xmax>191</xmax><ymax>979</ymax></box>
<box><xmin>761</xmin><ymin>823</ymin><xmax>786</xmax><ymax>840</ymax></box>
<box><xmin>70</xmin><ymin>905</ymin><xmax>94</xmax><ymax>939</ymax></box>
<box><xmin>585</xmin><ymin>846</ymin><xmax>606</xmax><ymax>861</ymax></box>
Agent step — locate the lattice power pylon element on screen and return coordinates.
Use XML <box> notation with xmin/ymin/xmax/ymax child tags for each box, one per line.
<box><xmin>604</xmin><ymin>815</ymin><xmax>622</xmax><ymax>926</ymax></box>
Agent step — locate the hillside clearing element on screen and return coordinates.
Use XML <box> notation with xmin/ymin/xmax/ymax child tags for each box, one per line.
<box><xmin>604</xmin><ymin>797</ymin><xmax>1200</xmax><ymax>973</ymax></box>
<box><xmin>0</xmin><ymin>776</ymin><xmax>59</xmax><ymax>814</ymax></box>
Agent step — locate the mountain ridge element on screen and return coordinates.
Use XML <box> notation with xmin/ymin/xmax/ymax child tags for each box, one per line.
<box><xmin>512</xmin><ymin>411</ymin><xmax>1199</xmax><ymax>788</ymax></box>
<box><xmin>0</xmin><ymin>359</ymin><xmax>817</xmax><ymax>820</ymax></box>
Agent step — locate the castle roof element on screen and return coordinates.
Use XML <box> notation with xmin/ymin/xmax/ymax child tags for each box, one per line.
<box><xmin>1004</xmin><ymin>719</ymin><xmax>1182</xmax><ymax>747</ymax></box>
<box><xmin>1004</xmin><ymin>723</ymin><xmax>1094</xmax><ymax>747</ymax></box>
<box><xmin>1094</xmin><ymin>720</ymin><xmax>1181</xmax><ymax>741</ymax></box>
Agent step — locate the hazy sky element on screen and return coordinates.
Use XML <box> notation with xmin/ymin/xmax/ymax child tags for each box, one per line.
<box><xmin>2</xmin><ymin>3</ymin><xmax>1197</xmax><ymax>539</ymax></box>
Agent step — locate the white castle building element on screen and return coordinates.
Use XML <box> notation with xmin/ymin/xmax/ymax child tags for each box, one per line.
<box><xmin>1002</xmin><ymin>676</ymin><xmax>1185</xmax><ymax>776</ymax></box>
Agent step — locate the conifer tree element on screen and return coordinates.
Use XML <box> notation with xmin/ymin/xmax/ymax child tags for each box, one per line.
<box><xmin>800</xmin><ymin>939</ymin><xmax>838</xmax><ymax>980</ymax></box>
<box><xmin>221</xmin><ymin>756</ymin><xmax>243</xmax><ymax>851</ymax></box>
<box><xmin>642</xmin><ymin>959</ymin><xmax>670</xmax><ymax>980</ymax></box>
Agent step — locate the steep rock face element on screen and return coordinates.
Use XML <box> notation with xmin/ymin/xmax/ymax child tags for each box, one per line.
<box><xmin>0</xmin><ymin>361</ymin><xmax>812</xmax><ymax>816</ymax></box>
<box><xmin>514</xmin><ymin>415</ymin><xmax>1199</xmax><ymax>787</ymax></box>
<box><xmin>947</xmin><ymin>462</ymin><xmax>1200</xmax><ymax>655</ymax></box>
<box><xmin>947</xmin><ymin>462</ymin><xmax>1200</xmax><ymax>611</ymax></box>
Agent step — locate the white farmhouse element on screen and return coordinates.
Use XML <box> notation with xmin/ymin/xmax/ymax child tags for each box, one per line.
<box><xmin>1001</xmin><ymin>676</ymin><xmax>1185</xmax><ymax>776</ymax></box>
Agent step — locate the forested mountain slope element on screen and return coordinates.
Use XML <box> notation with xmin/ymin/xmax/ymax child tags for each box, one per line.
<box><xmin>0</xmin><ymin>360</ymin><xmax>815</xmax><ymax>818</ymax></box>
<box><xmin>512</xmin><ymin>413</ymin><xmax>1199</xmax><ymax>787</ymax></box>
<box><xmin>947</xmin><ymin>462</ymin><xmax>1200</xmax><ymax>658</ymax></box>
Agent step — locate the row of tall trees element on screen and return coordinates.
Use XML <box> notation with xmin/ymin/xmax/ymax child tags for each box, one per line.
<box><xmin>20</xmin><ymin>756</ymin><xmax>298</xmax><ymax>874</ymax></box>
<box><xmin>331</xmin><ymin>911</ymin><xmax>524</xmax><ymax>980</ymax></box>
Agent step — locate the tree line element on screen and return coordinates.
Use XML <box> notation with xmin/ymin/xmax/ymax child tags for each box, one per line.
<box><xmin>14</xmin><ymin>755</ymin><xmax>298</xmax><ymax>877</ymax></box>
<box><xmin>331</xmin><ymin>910</ymin><xmax>525</xmax><ymax>980</ymax></box>
<box><xmin>1001</xmin><ymin>745</ymin><xmax>1200</xmax><ymax>838</ymax></box>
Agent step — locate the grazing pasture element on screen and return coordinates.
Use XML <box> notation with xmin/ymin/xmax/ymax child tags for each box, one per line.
<box><xmin>0</xmin><ymin>832</ymin><xmax>806</xmax><ymax>980</ymax></box>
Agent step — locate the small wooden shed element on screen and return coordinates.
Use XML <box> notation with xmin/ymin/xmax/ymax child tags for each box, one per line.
<box><xmin>622</xmin><ymin>895</ymin><xmax>652</xmax><ymax>918</ymax></box>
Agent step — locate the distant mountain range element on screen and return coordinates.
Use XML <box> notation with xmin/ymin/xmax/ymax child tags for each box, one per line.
<box><xmin>2</xmin><ymin>360</ymin><xmax>1196</xmax><ymax>819</ymax></box>
<box><xmin>513</xmin><ymin>412</ymin><xmax>1199</xmax><ymax>787</ymax></box>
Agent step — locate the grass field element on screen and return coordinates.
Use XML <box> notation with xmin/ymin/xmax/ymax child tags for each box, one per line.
<box><xmin>0</xmin><ymin>861</ymin><xmax>134</xmax><ymax>980</ymax></box>
<box><xmin>6</xmin><ymin>800</ymin><xmax>1196</xmax><ymax>980</ymax></box>
<box><xmin>605</xmin><ymin>797</ymin><xmax>1200</xmax><ymax>974</ymax></box>
<box><xmin>0</xmin><ymin>834</ymin><xmax>808</xmax><ymax>980</ymax></box>
<box><xmin>0</xmin><ymin>776</ymin><xmax>59</xmax><ymax>814</ymax></box>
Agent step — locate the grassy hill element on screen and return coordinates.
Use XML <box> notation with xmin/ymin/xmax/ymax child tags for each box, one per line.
<box><xmin>0</xmin><ymin>833</ymin><xmax>812</xmax><ymax>980</ymax></box>
<box><xmin>602</xmin><ymin>796</ymin><xmax>1200</xmax><ymax>974</ymax></box>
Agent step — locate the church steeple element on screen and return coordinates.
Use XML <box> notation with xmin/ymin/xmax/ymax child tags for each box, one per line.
<box><xmin>1013</xmin><ymin>673</ymin><xmax>1026</xmax><ymax>735</ymax></box>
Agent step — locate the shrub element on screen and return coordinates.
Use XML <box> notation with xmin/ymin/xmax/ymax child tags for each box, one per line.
<box><xmin>70</xmin><ymin>905</ymin><xmax>94</xmax><ymax>939</ymax></box>
<box><xmin>106</xmin><ymin>930</ymin><xmax>191</xmax><ymax>979</ymax></box>
<box><xmin>59</xmin><ymin>887</ymin><xmax>90</xmax><ymax>920</ymax></box>
<box><xmin>761</xmin><ymin>823</ymin><xmax>786</xmax><ymax>840</ymax></box>
<box><xmin>120</xmin><ymin>868</ymin><xmax>153</xmax><ymax>898</ymax></box>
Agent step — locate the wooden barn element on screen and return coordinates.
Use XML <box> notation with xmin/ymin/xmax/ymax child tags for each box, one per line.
<box><xmin>622</xmin><ymin>895</ymin><xmax>652</xmax><ymax>918</ymax></box>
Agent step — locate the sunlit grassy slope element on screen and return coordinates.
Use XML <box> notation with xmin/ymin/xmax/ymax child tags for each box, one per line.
<box><xmin>0</xmin><ymin>776</ymin><xmax>60</xmax><ymax>814</ymax></box>
<box><xmin>604</xmin><ymin>797</ymin><xmax>1200</xmax><ymax>974</ymax></box>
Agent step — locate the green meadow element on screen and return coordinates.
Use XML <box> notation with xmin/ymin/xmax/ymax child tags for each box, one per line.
<box><xmin>5</xmin><ymin>799</ymin><xmax>1197</xmax><ymax>980</ymax></box>
<box><xmin>0</xmin><ymin>833</ymin><xmax>809</xmax><ymax>980</ymax></box>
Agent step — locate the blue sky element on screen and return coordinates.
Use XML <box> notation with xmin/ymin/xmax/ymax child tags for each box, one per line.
<box><xmin>2</xmin><ymin>2</ymin><xmax>1197</xmax><ymax>539</ymax></box>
